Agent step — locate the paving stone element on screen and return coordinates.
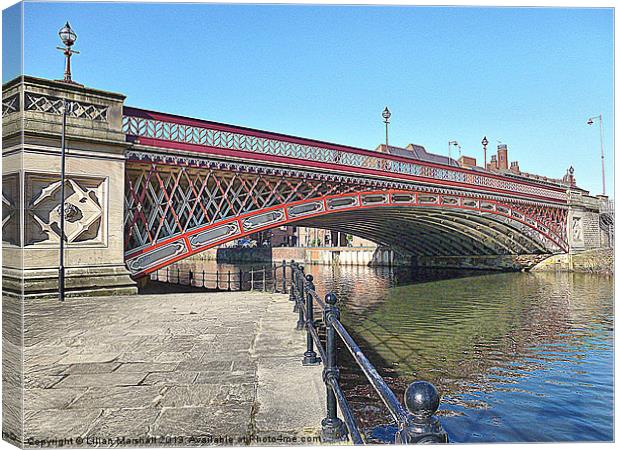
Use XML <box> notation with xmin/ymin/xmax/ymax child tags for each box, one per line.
<box><xmin>86</xmin><ymin>408</ymin><xmax>161</xmax><ymax>437</ymax></box>
<box><xmin>194</xmin><ymin>371</ymin><xmax>256</xmax><ymax>385</ymax></box>
<box><xmin>159</xmin><ymin>384</ymin><xmax>255</xmax><ymax>408</ymax></box>
<box><xmin>24</xmin><ymin>388</ymin><xmax>87</xmax><ymax>410</ymax></box>
<box><xmin>54</xmin><ymin>372</ymin><xmax>147</xmax><ymax>388</ymax></box>
<box><xmin>24</xmin><ymin>375</ymin><xmax>65</xmax><ymax>389</ymax></box>
<box><xmin>151</xmin><ymin>405</ymin><xmax>253</xmax><ymax>440</ymax></box>
<box><xmin>141</xmin><ymin>372</ymin><xmax>199</xmax><ymax>386</ymax></box>
<box><xmin>68</xmin><ymin>385</ymin><xmax>165</xmax><ymax>409</ymax></box>
<box><xmin>24</xmin><ymin>409</ymin><xmax>102</xmax><ymax>441</ymax></box>
<box><xmin>57</xmin><ymin>352</ymin><xmax>121</xmax><ymax>365</ymax></box>
<box><xmin>116</xmin><ymin>362</ymin><xmax>178</xmax><ymax>373</ymax></box>
<box><xmin>62</xmin><ymin>362</ymin><xmax>121</xmax><ymax>375</ymax></box>
<box><xmin>176</xmin><ymin>359</ymin><xmax>237</xmax><ymax>372</ymax></box>
<box><xmin>154</xmin><ymin>351</ymin><xmax>204</xmax><ymax>364</ymax></box>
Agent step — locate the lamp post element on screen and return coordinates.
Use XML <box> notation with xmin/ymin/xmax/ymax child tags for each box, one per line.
<box><xmin>448</xmin><ymin>140</ymin><xmax>459</xmax><ymax>162</ymax></box>
<box><xmin>56</xmin><ymin>22</ymin><xmax>79</xmax><ymax>301</ymax></box>
<box><xmin>382</xmin><ymin>107</ymin><xmax>391</xmax><ymax>148</ymax></box>
<box><xmin>587</xmin><ymin>115</ymin><xmax>606</xmax><ymax>196</ymax></box>
<box><xmin>481</xmin><ymin>136</ymin><xmax>489</xmax><ymax>169</ymax></box>
<box><xmin>57</xmin><ymin>22</ymin><xmax>79</xmax><ymax>83</ymax></box>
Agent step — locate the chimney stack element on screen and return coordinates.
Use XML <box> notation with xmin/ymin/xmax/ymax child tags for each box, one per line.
<box><xmin>497</xmin><ymin>144</ymin><xmax>508</xmax><ymax>170</ymax></box>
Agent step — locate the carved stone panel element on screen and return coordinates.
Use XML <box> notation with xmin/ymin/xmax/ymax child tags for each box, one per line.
<box><xmin>25</xmin><ymin>173</ymin><xmax>106</xmax><ymax>246</ymax></box>
<box><xmin>2</xmin><ymin>173</ymin><xmax>21</xmax><ymax>246</ymax></box>
<box><xmin>571</xmin><ymin>216</ymin><xmax>584</xmax><ymax>245</ymax></box>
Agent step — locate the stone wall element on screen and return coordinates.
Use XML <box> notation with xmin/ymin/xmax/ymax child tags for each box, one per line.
<box><xmin>410</xmin><ymin>254</ymin><xmax>552</xmax><ymax>271</ymax></box>
<box><xmin>531</xmin><ymin>249</ymin><xmax>613</xmax><ymax>275</ymax></box>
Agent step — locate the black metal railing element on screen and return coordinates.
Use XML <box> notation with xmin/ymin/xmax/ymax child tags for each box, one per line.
<box><xmin>150</xmin><ymin>260</ymin><xmax>289</xmax><ymax>293</ymax></box>
<box><xmin>288</xmin><ymin>261</ymin><xmax>448</xmax><ymax>444</ymax></box>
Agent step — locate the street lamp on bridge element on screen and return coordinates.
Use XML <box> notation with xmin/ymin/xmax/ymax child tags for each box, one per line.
<box><xmin>481</xmin><ymin>136</ymin><xmax>489</xmax><ymax>169</ymax></box>
<box><xmin>587</xmin><ymin>114</ymin><xmax>606</xmax><ymax>196</ymax></box>
<box><xmin>448</xmin><ymin>140</ymin><xmax>459</xmax><ymax>162</ymax></box>
<box><xmin>57</xmin><ymin>22</ymin><xmax>79</xmax><ymax>84</ymax></box>
<box><xmin>382</xmin><ymin>107</ymin><xmax>391</xmax><ymax>148</ymax></box>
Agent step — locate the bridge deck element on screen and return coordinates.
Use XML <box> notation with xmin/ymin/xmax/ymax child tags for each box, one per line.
<box><xmin>19</xmin><ymin>291</ymin><xmax>325</xmax><ymax>446</ymax></box>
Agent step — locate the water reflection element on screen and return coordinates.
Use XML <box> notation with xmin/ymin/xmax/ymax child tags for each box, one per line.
<box><xmin>304</xmin><ymin>265</ymin><xmax>613</xmax><ymax>443</ymax></box>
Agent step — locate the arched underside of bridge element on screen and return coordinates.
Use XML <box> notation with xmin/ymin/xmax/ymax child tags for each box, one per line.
<box><xmin>125</xmin><ymin>190</ymin><xmax>567</xmax><ymax>278</ymax></box>
<box><xmin>292</xmin><ymin>209</ymin><xmax>552</xmax><ymax>257</ymax></box>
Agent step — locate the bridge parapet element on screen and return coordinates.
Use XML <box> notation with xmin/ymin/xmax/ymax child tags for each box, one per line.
<box><xmin>123</xmin><ymin>108</ymin><xmax>568</xmax><ymax>205</ymax></box>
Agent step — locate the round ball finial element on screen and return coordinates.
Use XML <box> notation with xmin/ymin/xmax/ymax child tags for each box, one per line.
<box><xmin>305</xmin><ymin>274</ymin><xmax>314</xmax><ymax>282</ymax></box>
<box><xmin>324</xmin><ymin>293</ymin><xmax>338</xmax><ymax>305</ymax></box>
<box><xmin>404</xmin><ymin>381</ymin><xmax>440</xmax><ymax>419</ymax></box>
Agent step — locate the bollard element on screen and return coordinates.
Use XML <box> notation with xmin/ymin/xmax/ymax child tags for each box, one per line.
<box><xmin>295</xmin><ymin>266</ymin><xmax>306</xmax><ymax>330</ymax></box>
<box><xmin>395</xmin><ymin>381</ymin><xmax>449</xmax><ymax>444</ymax></box>
<box><xmin>282</xmin><ymin>260</ymin><xmax>286</xmax><ymax>293</ymax></box>
<box><xmin>320</xmin><ymin>293</ymin><xmax>348</xmax><ymax>442</ymax></box>
<box><xmin>302</xmin><ymin>274</ymin><xmax>321</xmax><ymax>366</ymax></box>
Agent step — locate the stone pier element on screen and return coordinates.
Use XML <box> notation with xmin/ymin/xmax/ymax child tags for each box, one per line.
<box><xmin>2</xmin><ymin>76</ymin><xmax>136</xmax><ymax>298</ymax></box>
<box><xmin>6</xmin><ymin>291</ymin><xmax>326</xmax><ymax>447</ymax></box>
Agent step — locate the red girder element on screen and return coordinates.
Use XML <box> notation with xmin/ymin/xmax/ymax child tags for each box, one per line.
<box><xmin>125</xmin><ymin>184</ymin><xmax>569</xmax><ymax>278</ymax></box>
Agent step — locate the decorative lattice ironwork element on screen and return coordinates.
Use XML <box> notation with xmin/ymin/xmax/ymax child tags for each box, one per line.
<box><xmin>2</xmin><ymin>94</ymin><xmax>20</xmax><ymax>117</ymax></box>
<box><xmin>125</xmin><ymin>164</ymin><xmax>358</xmax><ymax>253</ymax></box>
<box><xmin>25</xmin><ymin>92</ymin><xmax>108</xmax><ymax>121</ymax></box>
<box><xmin>125</xmin><ymin>157</ymin><xmax>569</xmax><ymax>277</ymax></box>
<box><xmin>123</xmin><ymin>113</ymin><xmax>567</xmax><ymax>202</ymax></box>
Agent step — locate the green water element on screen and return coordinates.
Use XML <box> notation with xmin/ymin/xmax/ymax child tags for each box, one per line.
<box><xmin>303</xmin><ymin>265</ymin><xmax>614</xmax><ymax>443</ymax></box>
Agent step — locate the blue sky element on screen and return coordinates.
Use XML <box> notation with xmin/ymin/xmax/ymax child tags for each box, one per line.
<box><xmin>5</xmin><ymin>2</ymin><xmax>614</xmax><ymax>195</ymax></box>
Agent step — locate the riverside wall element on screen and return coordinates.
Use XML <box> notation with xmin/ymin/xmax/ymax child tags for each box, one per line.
<box><xmin>531</xmin><ymin>248</ymin><xmax>614</xmax><ymax>275</ymax></box>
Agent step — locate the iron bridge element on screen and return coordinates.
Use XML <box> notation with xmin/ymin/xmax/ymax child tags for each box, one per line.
<box><xmin>122</xmin><ymin>107</ymin><xmax>569</xmax><ymax>278</ymax></box>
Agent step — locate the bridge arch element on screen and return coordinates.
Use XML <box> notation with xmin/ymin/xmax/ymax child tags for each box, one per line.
<box><xmin>125</xmin><ymin>189</ymin><xmax>568</xmax><ymax>277</ymax></box>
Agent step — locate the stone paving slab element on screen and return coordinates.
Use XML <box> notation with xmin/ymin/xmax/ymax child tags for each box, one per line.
<box><xmin>19</xmin><ymin>291</ymin><xmax>326</xmax><ymax>446</ymax></box>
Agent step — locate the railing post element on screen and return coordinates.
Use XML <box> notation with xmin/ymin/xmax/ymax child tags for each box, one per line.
<box><xmin>272</xmin><ymin>262</ymin><xmax>277</xmax><ymax>293</ymax></box>
<box><xmin>177</xmin><ymin>267</ymin><xmax>181</xmax><ymax>284</ymax></box>
<box><xmin>202</xmin><ymin>270</ymin><xmax>205</xmax><ymax>288</ymax></box>
<box><xmin>295</xmin><ymin>265</ymin><xmax>306</xmax><ymax>330</ymax></box>
<box><xmin>302</xmin><ymin>274</ymin><xmax>321</xmax><ymax>366</ymax></box>
<box><xmin>189</xmin><ymin>269</ymin><xmax>193</xmax><ymax>287</ymax></box>
<box><xmin>216</xmin><ymin>270</ymin><xmax>220</xmax><ymax>290</ymax></box>
<box><xmin>395</xmin><ymin>381</ymin><xmax>449</xmax><ymax>443</ymax></box>
<box><xmin>262</xmin><ymin>265</ymin><xmax>266</xmax><ymax>292</ymax></box>
<box><xmin>250</xmin><ymin>267</ymin><xmax>254</xmax><ymax>291</ymax></box>
<box><xmin>282</xmin><ymin>260</ymin><xmax>286</xmax><ymax>293</ymax></box>
<box><xmin>289</xmin><ymin>260</ymin><xmax>296</xmax><ymax>303</ymax></box>
<box><xmin>239</xmin><ymin>268</ymin><xmax>243</xmax><ymax>291</ymax></box>
<box><xmin>321</xmin><ymin>293</ymin><xmax>347</xmax><ymax>442</ymax></box>
<box><xmin>227</xmin><ymin>270</ymin><xmax>231</xmax><ymax>291</ymax></box>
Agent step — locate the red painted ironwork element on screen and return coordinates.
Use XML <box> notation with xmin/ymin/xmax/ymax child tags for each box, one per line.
<box><xmin>123</xmin><ymin>107</ymin><xmax>572</xmax><ymax>277</ymax></box>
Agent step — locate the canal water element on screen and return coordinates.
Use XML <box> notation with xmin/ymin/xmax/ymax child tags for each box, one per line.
<box><xmin>163</xmin><ymin>261</ymin><xmax>614</xmax><ymax>443</ymax></box>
